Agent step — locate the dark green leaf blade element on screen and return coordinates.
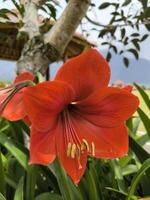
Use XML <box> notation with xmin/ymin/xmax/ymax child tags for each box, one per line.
<box><xmin>35</xmin><ymin>193</ymin><xmax>62</xmax><ymax>200</ymax></box>
<box><xmin>134</xmin><ymin>83</ymin><xmax>150</xmax><ymax>110</ymax></box>
<box><xmin>14</xmin><ymin>177</ymin><xmax>24</xmax><ymax>200</ymax></box>
<box><xmin>0</xmin><ymin>133</ymin><xmax>28</xmax><ymax>170</ymax></box>
<box><xmin>127</xmin><ymin>158</ymin><xmax>150</xmax><ymax>199</ymax></box>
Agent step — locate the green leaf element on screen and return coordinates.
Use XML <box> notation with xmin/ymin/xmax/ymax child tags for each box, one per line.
<box><xmin>0</xmin><ymin>193</ymin><xmax>6</xmax><ymax>200</ymax></box>
<box><xmin>137</xmin><ymin>108</ymin><xmax>150</xmax><ymax>139</ymax></box>
<box><xmin>14</xmin><ymin>177</ymin><xmax>24</xmax><ymax>200</ymax></box>
<box><xmin>132</xmin><ymin>40</ymin><xmax>140</xmax><ymax>51</ymax></box>
<box><xmin>0</xmin><ymin>9</ymin><xmax>17</xmax><ymax>19</ymax></box>
<box><xmin>137</xmin><ymin>134</ymin><xmax>149</xmax><ymax>146</ymax></box>
<box><xmin>121</xmin><ymin>164</ymin><xmax>138</xmax><ymax>176</ymax></box>
<box><xmin>39</xmin><ymin>166</ymin><xmax>60</xmax><ymax>193</ymax></box>
<box><xmin>134</xmin><ymin>83</ymin><xmax>150</xmax><ymax>110</ymax></box>
<box><xmin>9</xmin><ymin>121</ymin><xmax>25</xmax><ymax>144</ymax></box>
<box><xmin>84</xmin><ymin>163</ymin><xmax>101</xmax><ymax>200</ymax></box>
<box><xmin>106</xmin><ymin>52</ymin><xmax>111</xmax><ymax>62</ymax></box>
<box><xmin>0</xmin><ymin>120</ymin><xmax>9</xmax><ymax>133</ymax></box>
<box><xmin>144</xmin><ymin>7</ymin><xmax>150</xmax><ymax>17</ymax></box>
<box><xmin>127</xmin><ymin>158</ymin><xmax>150</xmax><ymax>199</ymax></box>
<box><xmin>53</xmin><ymin>158</ymin><xmax>71</xmax><ymax>200</ymax></box>
<box><xmin>0</xmin><ymin>133</ymin><xmax>28</xmax><ymax>170</ymax></box>
<box><xmin>0</xmin><ymin>152</ymin><xmax>5</xmax><ymax>196</ymax></box>
<box><xmin>101</xmin><ymin>42</ymin><xmax>109</xmax><ymax>45</ymax></box>
<box><xmin>138</xmin><ymin>0</ymin><xmax>148</xmax><ymax>8</ymax></box>
<box><xmin>122</xmin><ymin>0</ymin><xmax>132</xmax><ymax>6</ymax></box>
<box><xmin>35</xmin><ymin>193</ymin><xmax>62</xmax><ymax>200</ymax></box>
<box><xmin>123</xmin><ymin>57</ymin><xmax>129</xmax><ymax>67</ymax></box>
<box><xmin>141</xmin><ymin>34</ymin><xmax>149</xmax><ymax>41</ymax></box>
<box><xmin>126</xmin><ymin>118</ymin><xmax>133</xmax><ymax>131</ymax></box>
<box><xmin>51</xmin><ymin>158</ymin><xmax>84</xmax><ymax>200</ymax></box>
<box><xmin>11</xmin><ymin>0</ymin><xmax>24</xmax><ymax>16</ymax></box>
<box><xmin>5</xmin><ymin>174</ymin><xmax>17</xmax><ymax>189</ymax></box>
<box><xmin>119</xmin><ymin>154</ymin><xmax>133</xmax><ymax>167</ymax></box>
<box><xmin>99</xmin><ymin>2</ymin><xmax>110</xmax><ymax>9</ymax></box>
<box><xmin>121</xmin><ymin>28</ymin><xmax>126</xmax><ymax>39</ymax></box>
<box><xmin>88</xmin><ymin>161</ymin><xmax>103</xmax><ymax>200</ymax></box>
<box><xmin>123</xmin><ymin>37</ymin><xmax>129</xmax><ymax>45</ymax></box>
<box><xmin>25</xmin><ymin>165</ymin><xmax>37</xmax><ymax>200</ymax></box>
<box><xmin>127</xmin><ymin>48</ymin><xmax>139</xmax><ymax>59</ymax></box>
<box><xmin>18</xmin><ymin>120</ymin><xmax>30</xmax><ymax>136</ymax></box>
<box><xmin>132</xmin><ymin>118</ymin><xmax>141</xmax><ymax>134</ymax></box>
<box><xmin>67</xmin><ymin>178</ymin><xmax>84</xmax><ymax>200</ymax></box>
<box><xmin>111</xmin><ymin>160</ymin><xmax>127</xmax><ymax>193</ymax></box>
<box><xmin>129</xmin><ymin>135</ymin><xmax>150</xmax><ymax>163</ymax></box>
<box><xmin>110</xmin><ymin>45</ymin><xmax>118</xmax><ymax>53</ymax></box>
<box><xmin>46</xmin><ymin>3</ymin><xmax>56</xmax><ymax>19</ymax></box>
<box><xmin>36</xmin><ymin>72</ymin><xmax>44</xmax><ymax>83</ymax></box>
<box><xmin>106</xmin><ymin>187</ymin><xmax>127</xmax><ymax>197</ymax></box>
<box><xmin>131</xmin><ymin>33</ymin><xmax>140</xmax><ymax>37</ymax></box>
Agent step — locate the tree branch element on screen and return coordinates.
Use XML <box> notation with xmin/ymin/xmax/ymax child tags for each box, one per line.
<box><xmin>44</xmin><ymin>0</ymin><xmax>91</xmax><ymax>56</ymax></box>
<box><xmin>21</xmin><ymin>0</ymin><xmax>45</xmax><ymax>38</ymax></box>
<box><xmin>85</xmin><ymin>15</ymin><xmax>150</xmax><ymax>29</ymax></box>
<box><xmin>17</xmin><ymin>0</ymin><xmax>91</xmax><ymax>74</ymax></box>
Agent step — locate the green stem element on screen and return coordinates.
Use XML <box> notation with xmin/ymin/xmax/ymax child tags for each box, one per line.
<box><xmin>54</xmin><ymin>157</ymin><xmax>71</xmax><ymax>200</ymax></box>
<box><xmin>25</xmin><ymin>165</ymin><xmax>37</xmax><ymax>200</ymax></box>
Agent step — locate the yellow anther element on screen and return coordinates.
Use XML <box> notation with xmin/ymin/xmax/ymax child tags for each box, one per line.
<box><xmin>82</xmin><ymin>139</ymin><xmax>90</xmax><ymax>152</ymax></box>
<box><xmin>81</xmin><ymin>143</ymin><xmax>85</xmax><ymax>152</ymax></box>
<box><xmin>71</xmin><ymin>144</ymin><xmax>76</xmax><ymax>158</ymax></box>
<box><xmin>91</xmin><ymin>142</ymin><xmax>95</xmax><ymax>156</ymax></box>
<box><xmin>67</xmin><ymin>142</ymin><xmax>72</xmax><ymax>157</ymax></box>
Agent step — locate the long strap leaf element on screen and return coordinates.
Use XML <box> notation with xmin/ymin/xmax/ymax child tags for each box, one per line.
<box><xmin>127</xmin><ymin>158</ymin><xmax>150</xmax><ymax>199</ymax></box>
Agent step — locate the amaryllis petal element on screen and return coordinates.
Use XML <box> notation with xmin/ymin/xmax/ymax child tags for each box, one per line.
<box><xmin>56</xmin><ymin>118</ymin><xmax>87</xmax><ymax>184</ymax></box>
<box><xmin>75</xmin><ymin>87</ymin><xmax>139</xmax><ymax>127</ymax></box>
<box><xmin>0</xmin><ymin>88</ymin><xmax>9</xmax><ymax>104</ymax></box>
<box><xmin>70</xmin><ymin>113</ymin><xmax>128</xmax><ymax>158</ymax></box>
<box><xmin>58</xmin><ymin>146</ymin><xmax>87</xmax><ymax>184</ymax></box>
<box><xmin>29</xmin><ymin>126</ymin><xmax>56</xmax><ymax>164</ymax></box>
<box><xmin>14</xmin><ymin>72</ymin><xmax>35</xmax><ymax>83</ymax></box>
<box><xmin>23</xmin><ymin>81</ymin><xmax>75</xmax><ymax>131</ymax></box>
<box><xmin>55</xmin><ymin>48</ymin><xmax>110</xmax><ymax>101</ymax></box>
<box><xmin>1</xmin><ymin>89</ymin><xmax>26</xmax><ymax>121</ymax></box>
<box><xmin>23</xmin><ymin>116</ymin><xmax>31</xmax><ymax>126</ymax></box>
<box><xmin>0</xmin><ymin>72</ymin><xmax>35</xmax><ymax>121</ymax></box>
<box><xmin>123</xmin><ymin>85</ymin><xmax>133</xmax><ymax>92</ymax></box>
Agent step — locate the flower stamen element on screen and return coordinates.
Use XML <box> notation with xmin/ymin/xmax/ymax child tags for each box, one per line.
<box><xmin>67</xmin><ymin>139</ymin><xmax>93</xmax><ymax>159</ymax></box>
<box><xmin>67</xmin><ymin>142</ymin><xmax>72</xmax><ymax>157</ymax></box>
<box><xmin>91</xmin><ymin>142</ymin><xmax>95</xmax><ymax>156</ymax></box>
<box><xmin>71</xmin><ymin>143</ymin><xmax>76</xmax><ymax>158</ymax></box>
<box><xmin>82</xmin><ymin>139</ymin><xmax>90</xmax><ymax>152</ymax></box>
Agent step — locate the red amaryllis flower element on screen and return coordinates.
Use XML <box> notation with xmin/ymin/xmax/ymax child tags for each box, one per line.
<box><xmin>23</xmin><ymin>49</ymin><xmax>139</xmax><ymax>184</ymax></box>
<box><xmin>0</xmin><ymin>72</ymin><xmax>34</xmax><ymax>121</ymax></box>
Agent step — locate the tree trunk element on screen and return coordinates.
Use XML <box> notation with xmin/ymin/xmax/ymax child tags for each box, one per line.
<box><xmin>17</xmin><ymin>0</ymin><xmax>91</xmax><ymax>75</ymax></box>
